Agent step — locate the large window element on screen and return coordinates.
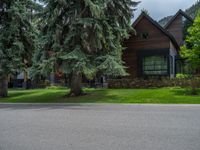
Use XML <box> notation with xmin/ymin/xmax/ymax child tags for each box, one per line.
<box><xmin>142</xmin><ymin>56</ymin><xmax>168</xmax><ymax>75</ymax></box>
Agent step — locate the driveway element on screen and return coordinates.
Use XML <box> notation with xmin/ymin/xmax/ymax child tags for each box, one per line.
<box><xmin>0</xmin><ymin>104</ymin><xmax>200</xmax><ymax>150</ymax></box>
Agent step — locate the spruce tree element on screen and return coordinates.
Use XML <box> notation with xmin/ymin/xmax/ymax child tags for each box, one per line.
<box><xmin>37</xmin><ymin>0</ymin><xmax>139</xmax><ymax>96</ymax></box>
<box><xmin>0</xmin><ymin>0</ymin><xmax>36</xmax><ymax>97</ymax></box>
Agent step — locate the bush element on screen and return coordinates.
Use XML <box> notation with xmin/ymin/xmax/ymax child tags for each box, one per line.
<box><xmin>176</xmin><ymin>73</ymin><xmax>191</xmax><ymax>79</ymax></box>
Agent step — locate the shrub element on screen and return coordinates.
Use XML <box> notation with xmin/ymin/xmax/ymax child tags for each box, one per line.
<box><xmin>176</xmin><ymin>73</ymin><xmax>192</xmax><ymax>79</ymax></box>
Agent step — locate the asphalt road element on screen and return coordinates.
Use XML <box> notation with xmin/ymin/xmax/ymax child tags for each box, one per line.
<box><xmin>0</xmin><ymin>104</ymin><xmax>200</xmax><ymax>150</ymax></box>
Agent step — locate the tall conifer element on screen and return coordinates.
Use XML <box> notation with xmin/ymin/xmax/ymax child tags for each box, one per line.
<box><xmin>36</xmin><ymin>0</ymin><xmax>139</xmax><ymax>96</ymax></box>
<box><xmin>0</xmin><ymin>0</ymin><xmax>36</xmax><ymax>97</ymax></box>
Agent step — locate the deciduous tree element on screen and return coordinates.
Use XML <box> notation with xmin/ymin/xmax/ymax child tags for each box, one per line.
<box><xmin>181</xmin><ymin>11</ymin><xmax>200</xmax><ymax>95</ymax></box>
<box><xmin>181</xmin><ymin>11</ymin><xmax>200</xmax><ymax>69</ymax></box>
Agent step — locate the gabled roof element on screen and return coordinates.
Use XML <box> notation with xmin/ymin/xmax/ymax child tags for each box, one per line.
<box><xmin>132</xmin><ymin>12</ymin><xmax>180</xmax><ymax>50</ymax></box>
<box><xmin>164</xmin><ymin>9</ymin><xmax>194</xmax><ymax>29</ymax></box>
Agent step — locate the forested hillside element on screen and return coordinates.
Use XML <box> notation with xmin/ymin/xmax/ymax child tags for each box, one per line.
<box><xmin>159</xmin><ymin>0</ymin><xmax>200</xmax><ymax>27</ymax></box>
<box><xmin>185</xmin><ymin>0</ymin><xmax>200</xmax><ymax>18</ymax></box>
<box><xmin>159</xmin><ymin>16</ymin><xmax>173</xmax><ymax>27</ymax></box>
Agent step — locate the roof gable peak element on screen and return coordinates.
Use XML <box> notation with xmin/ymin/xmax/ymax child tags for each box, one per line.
<box><xmin>164</xmin><ymin>9</ymin><xmax>194</xmax><ymax>29</ymax></box>
<box><xmin>132</xmin><ymin>12</ymin><xmax>179</xmax><ymax>50</ymax></box>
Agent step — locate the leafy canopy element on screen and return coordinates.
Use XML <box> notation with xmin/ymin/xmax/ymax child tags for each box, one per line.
<box><xmin>181</xmin><ymin>11</ymin><xmax>200</xmax><ymax>69</ymax></box>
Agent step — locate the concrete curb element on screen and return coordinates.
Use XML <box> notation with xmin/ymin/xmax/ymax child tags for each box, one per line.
<box><xmin>0</xmin><ymin>103</ymin><xmax>200</xmax><ymax>107</ymax></box>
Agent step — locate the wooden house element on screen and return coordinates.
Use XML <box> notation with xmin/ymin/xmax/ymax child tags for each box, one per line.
<box><xmin>123</xmin><ymin>10</ymin><xmax>193</xmax><ymax>79</ymax></box>
<box><xmin>165</xmin><ymin>9</ymin><xmax>193</xmax><ymax>46</ymax></box>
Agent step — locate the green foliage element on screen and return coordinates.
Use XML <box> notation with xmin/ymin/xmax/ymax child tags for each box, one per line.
<box><xmin>176</xmin><ymin>73</ymin><xmax>191</xmax><ymax>79</ymax></box>
<box><xmin>185</xmin><ymin>0</ymin><xmax>200</xmax><ymax>19</ymax></box>
<box><xmin>33</xmin><ymin>0</ymin><xmax>139</xmax><ymax>81</ymax></box>
<box><xmin>0</xmin><ymin>0</ymin><xmax>36</xmax><ymax>78</ymax></box>
<box><xmin>141</xmin><ymin>8</ymin><xmax>149</xmax><ymax>16</ymax></box>
<box><xmin>183</xmin><ymin>19</ymin><xmax>194</xmax><ymax>41</ymax></box>
<box><xmin>181</xmin><ymin>11</ymin><xmax>200</xmax><ymax>69</ymax></box>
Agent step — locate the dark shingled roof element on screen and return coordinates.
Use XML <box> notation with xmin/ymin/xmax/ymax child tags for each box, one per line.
<box><xmin>132</xmin><ymin>12</ymin><xmax>180</xmax><ymax>51</ymax></box>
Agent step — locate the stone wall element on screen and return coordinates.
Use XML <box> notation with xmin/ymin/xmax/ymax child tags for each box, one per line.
<box><xmin>108</xmin><ymin>78</ymin><xmax>200</xmax><ymax>89</ymax></box>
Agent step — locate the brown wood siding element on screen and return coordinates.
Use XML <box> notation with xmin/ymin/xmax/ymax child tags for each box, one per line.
<box><xmin>166</xmin><ymin>14</ymin><xmax>183</xmax><ymax>46</ymax></box>
<box><xmin>123</xmin><ymin>17</ymin><xmax>170</xmax><ymax>78</ymax></box>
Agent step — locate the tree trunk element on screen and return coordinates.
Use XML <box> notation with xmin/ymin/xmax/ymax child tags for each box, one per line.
<box><xmin>50</xmin><ymin>72</ymin><xmax>56</xmax><ymax>86</ymax></box>
<box><xmin>23</xmin><ymin>70</ymin><xmax>28</xmax><ymax>89</ymax></box>
<box><xmin>68</xmin><ymin>72</ymin><xmax>84</xmax><ymax>97</ymax></box>
<box><xmin>0</xmin><ymin>76</ymin><xmax>8</xmax><ymax>98</ymax></box>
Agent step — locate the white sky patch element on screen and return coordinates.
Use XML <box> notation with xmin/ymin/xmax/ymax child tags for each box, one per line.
<box><xmin>134</xmin><ymin>0</ymin><xmax>197</xmax><ymax>21</ymax></box>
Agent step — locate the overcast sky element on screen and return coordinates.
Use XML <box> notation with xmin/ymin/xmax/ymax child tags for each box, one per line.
<box><xmin>134</xmin><ymin>0</ymin><xmax>197</xmax><ymax>21</ymax></box>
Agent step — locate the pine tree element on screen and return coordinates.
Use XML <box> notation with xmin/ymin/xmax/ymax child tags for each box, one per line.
<box><xmin>141</xmin><ymin>8</ymin><xmax>150</xmax><ymax>16</ymax></box>
<box><xmin>36</xmin><ymin>0</ymin><xmax>139</xmax><ymax>96</ymax></box>
<box><xmin>0</xmin><ymin>0</ymin><xmax>36</xmax><ymax>97</ymax></box>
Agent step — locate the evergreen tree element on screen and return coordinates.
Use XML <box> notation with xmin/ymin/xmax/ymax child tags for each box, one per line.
<box><xmin>36</xmin><ymin>0</ymin><xmax>139</xmax><ymax>96</ymax></box>
<box><xmin>141</xmin><ymin>8</ymin><xmax>150</xmax><ymax>16</ymax></box>
<box><xmin>0</xmin><ymin>0</ymin><xmax>36</xmax><ymax>97</ymax></box>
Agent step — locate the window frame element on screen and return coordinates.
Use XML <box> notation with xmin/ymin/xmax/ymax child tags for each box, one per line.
<box><xmin>142</xmin><ymin>55</ymin><xmax>169</xmax><ymax>76</ymax></box>
<box><xmin>141</xmin><ymin>32</ymin><xmax>149</xmax><ymax>40</ymax></box>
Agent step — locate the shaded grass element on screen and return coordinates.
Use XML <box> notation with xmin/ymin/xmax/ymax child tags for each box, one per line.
<box><xmin>0</xmin><ymin>87</ymin><xmax>200</xmax><ymax>104</ymax></box>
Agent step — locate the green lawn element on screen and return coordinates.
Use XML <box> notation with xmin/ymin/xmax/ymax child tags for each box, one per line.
<box><xmin>0</xmin><ymin>87</ymin><xmax>200</xmax><ymax>104</ymax></box>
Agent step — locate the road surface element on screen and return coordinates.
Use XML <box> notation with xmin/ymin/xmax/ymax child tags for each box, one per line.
<box><xmin>0</xmin><ymin>104</ymin><xmax>200</xmax><ymax>150</ymax></box>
